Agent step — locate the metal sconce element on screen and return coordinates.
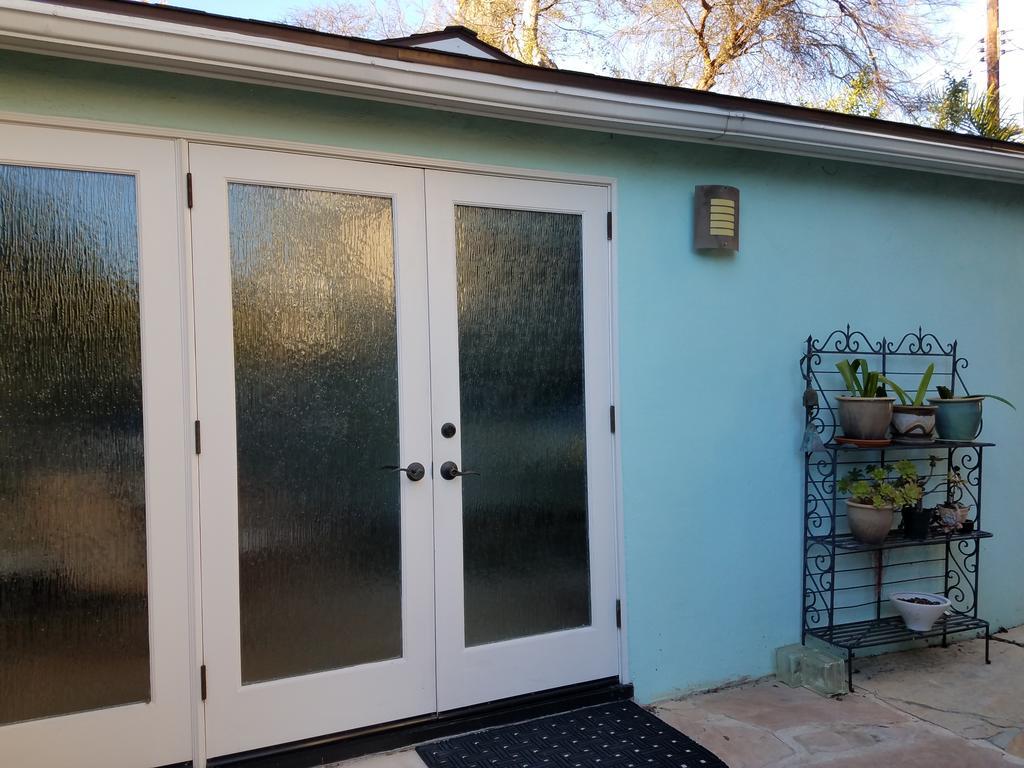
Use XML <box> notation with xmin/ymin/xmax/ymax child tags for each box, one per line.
<box><xmin>694</xmin><ymin>185</ymin><xmax>739</xmax><ymax>251</ymax></box>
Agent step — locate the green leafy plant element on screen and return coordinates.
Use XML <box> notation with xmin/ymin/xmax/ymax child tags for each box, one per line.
<box><xmin>891</xmin><ymin>459</ymin><xmax>926</xmax><ymax>510</ymax></box>
<box><xmin>930</xmin><ymin>75</ymin><xmax>1023</xmax><ymax>143</ymax></box>
<box><xmin>935</xmin><ymin>385</ymin><xmax>1016</xmax><ymax>410</ymax></box>
<box><xmin>943</xmin><ymin>467</ymin><xmax>967</xmax><ymax>504</ymax></box>
<box><xmin>838</xmin><ymin>460</ymin><xmax>924</xmax><ymax>510</ymax></box>
<box><xmin>891</xmin><ymin>363</ymin><xmax>934</xmax><ymax>406</ymax></box>
<box><xmin>836</xmin><ymin>359</ymin><xmax>908</xmax><ymax>401</ymax></box>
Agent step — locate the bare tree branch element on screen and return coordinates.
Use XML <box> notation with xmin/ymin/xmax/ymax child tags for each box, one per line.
<box><xmin>610</xmin><ymin>0</ymin><xmax>962</xmax><ymax>114</ymax></box>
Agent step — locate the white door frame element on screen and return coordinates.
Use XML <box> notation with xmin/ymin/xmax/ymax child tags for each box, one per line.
<box><xmin>188</xmin><ymin>144</ymin><xmax>437</xmax><ymax>759</ymax></box>
<box><xmin>0</xmin><ymin>123</ymin><xmax>195</xmax><ymax>768</ymax></box>
<box><xmin>425</xmin><ymin>170</ymin><xmax>620</xmax><ymax>711</ymax></box>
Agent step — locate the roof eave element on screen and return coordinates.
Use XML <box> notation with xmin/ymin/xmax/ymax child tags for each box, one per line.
<box><xmin>2</xmin><ymin>0</ymin><xmax>1024</xmax><ymax>184</ymax></box>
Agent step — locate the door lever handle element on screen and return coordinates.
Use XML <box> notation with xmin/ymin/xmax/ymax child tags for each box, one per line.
<box><xmin>440</xmin><ymin>461</ymin><xmax>480</xmax><ymax>480</ymax></box>
<box><xmin>382</xmin><ymin>462</ymin><xmax>425</xmax><ymax>481</ymax></box>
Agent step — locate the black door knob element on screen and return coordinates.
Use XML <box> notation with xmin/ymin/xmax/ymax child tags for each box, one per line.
<box><xmin>440</xmin><ymin>461</ymin><xmax>480</xmax><ymax>480</ymax></box>
<box><xmin>382</xmin><ymin>462</ymin><xmax>425</xmax><ymax>481</ymax></box>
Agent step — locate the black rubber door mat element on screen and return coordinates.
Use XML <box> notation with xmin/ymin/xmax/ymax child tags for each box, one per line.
<box><xmin>416</xmin><ymin>700</ymin><xmax>729</xmax><ymax>768</ymax></box>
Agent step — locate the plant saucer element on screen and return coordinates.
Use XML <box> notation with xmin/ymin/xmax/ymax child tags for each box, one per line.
<box><xmin>891</xmin><ymin>436</ymin><xmax>937</xmax><ymax>445</ymax></box>
<box><xmin>835</xmin><ymin>436</ymin><xmax>892</xmax><ymax>448</ymax></box>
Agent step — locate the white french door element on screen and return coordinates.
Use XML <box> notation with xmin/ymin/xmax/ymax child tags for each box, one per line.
<box><xmin>0</xmin><ymin>131</ymin><xmax>619</xmax><ymax>766</ymax></box>
<box><xmin>0</xmin><ymin>125</ymin><xmax>194</xmax><ymax>768</ymax></box>
<box><xmin>189</xmin><ymin>145</ymin><xmax>437</xmax><ymax>758</ymax></box>
<box><xmin>425</xmin><ymin>171</ymin><xmax>619</xmax><ymax>710</ymax></box>
<box><xmin>190</xmin><ymin>146</ymin><xmax>619</xmax><ymax>758</ymax></box>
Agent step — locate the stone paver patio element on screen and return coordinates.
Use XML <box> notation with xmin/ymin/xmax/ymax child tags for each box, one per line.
<box><xmin>331</xmin><ymin>628</ymin><xmax>1024</xmax><ymax>768</ymax></box>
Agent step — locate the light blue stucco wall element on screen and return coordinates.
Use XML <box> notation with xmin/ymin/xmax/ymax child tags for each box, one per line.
<box><xmin>3</xmin><ymin>50</ymin><xmax>1023</xmax><ymax>704</ymax></box>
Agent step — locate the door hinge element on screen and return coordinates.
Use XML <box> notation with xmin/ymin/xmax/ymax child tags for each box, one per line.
<box><xmin>606</xmin><ymin>211</ymin><xmax>613</xmax><ymax>240</ymax></box>
<box><xmin>615</xmin><ymin>599</ymin><xmax>622</xmax><ymax>629</ymax></box>
<box><xmin>609</xmin><ymin>405</ymin><xmax>616</xmax><ymax>434</ymax></box>
<box><xmin>200</xmin><ymin>664</ymin><xmax>207</xmax><ymax>701</ymax></box>
<box><xmin>194</xmin><ymin>420</ymin><xmax>202</xmax><ymax>455</ymax></box>
<box><xmin>186</xmin><ymin>172</ymin><xmax>194</xmax><ymax>209</ymax></box>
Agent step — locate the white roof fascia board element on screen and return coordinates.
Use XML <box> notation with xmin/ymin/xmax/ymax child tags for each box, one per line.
<box><xmin>1</xmin><ymin>0</ymin><xmax>1023</xmax><ymax>184</ymax></box>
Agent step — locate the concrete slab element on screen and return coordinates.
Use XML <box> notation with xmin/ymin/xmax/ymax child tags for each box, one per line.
<box><xmin>654</xmin><ymin>698</ymin><xmax>795</xmax><ymax>767</ymax></box>
<box><xmin>662</xmin><ymin>680</ymin><xmax>908</xmax><ymax>732</ymax></box>
<box><xmin>991</xmin><ymin>728</ymin><xmax>1022</xmax><ymax>751</ymax></box>
<box><xmin>854</xmin><ymin>637</ymin><xmax>1024</xmax><ymax>741</ymax></box>
<box><xmin>787</xmin><ymin>721</ymin><xmax>1012</xmax><ymax>766</ymax></box>
<box><xmin>325</xmin><ymin>628</ymin><xmax>1024</xmax><ymax>768</ymax></box>
<box><xmin>1008</xmin><ymin>733</ymin><xmax>1024</xmax><ymax>759</ymax></box>
<box><xmin>998</xmin><ymin>626</ymin><xmax>1024</xmax><ymax>647</ymax></box>
<box><xmin>325</xmin><ymin>748</ymin><xmax>426</xmax><ymax>768</ymax></box>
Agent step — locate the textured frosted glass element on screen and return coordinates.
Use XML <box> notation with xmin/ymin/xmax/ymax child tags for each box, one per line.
<box><xmin>0</xmin><ymin>165</ymin><xmax>148</xmax><ymax>725</ymax></box>
<box><xmin>229</xmin><ymin>184</ymin><xmax>401</xmax><ymax>683</ymax></box>
<box><xmin>455</xmin><ymin>206</ymin><xmax>591</xmax><ymax>647</ymax></box>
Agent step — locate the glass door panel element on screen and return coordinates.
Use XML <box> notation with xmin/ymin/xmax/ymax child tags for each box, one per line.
<box><xmin>428</xmin><ymin>171</ymin><xmax>619</xmax><ymax>712</ymax></box>
<box><xmin>0</xmin><ymin>165</ymin><xmax>149</xmax><ymax>725</ymax></box>
<box><xmin>191</xmin><ymin>145</ymin><xmax>434</xmax><ymax>759</ymax></box>
<box><xmin>0</xmin><ymin>125</ymin><xmax>193</xmax><ymax>768</ymax></box>
<box><xmin>228</xmin><ymin>184</ymin><xmax>402</xmax><ymax>684</ymax></box>
<box><xmin>454</xmin><ymin>206</ymin><xmax>592</xmax><ymax>647</ymax></box>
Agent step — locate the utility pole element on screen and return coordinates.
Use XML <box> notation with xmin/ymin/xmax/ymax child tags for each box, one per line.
<box><xmin>986</xmin><ymin>0</ymin><xmax>1000</xmax><ymax>110</ymax></box>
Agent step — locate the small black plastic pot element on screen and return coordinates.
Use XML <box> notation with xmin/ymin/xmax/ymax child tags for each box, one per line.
<box><xmin>902</xmin><ymin>503</ymin><xmax>933</xmax><ymax>540</ymax></box>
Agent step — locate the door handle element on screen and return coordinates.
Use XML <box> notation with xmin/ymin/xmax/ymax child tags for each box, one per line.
<box><xmin>440</xmin><ymin>461</ymin><xmax>480</xmax><ymax>480</ymax></box>
<box><xmin>382</xmin><ymin>462</ymin><xmax>426</xmax><ymax>481</ymax></box>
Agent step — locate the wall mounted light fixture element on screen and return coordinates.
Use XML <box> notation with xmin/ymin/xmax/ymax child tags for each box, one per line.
<box><xmin>694</xmin><ymin>185</ymin><xmax>740</xmax><ymax>251</ymax></box>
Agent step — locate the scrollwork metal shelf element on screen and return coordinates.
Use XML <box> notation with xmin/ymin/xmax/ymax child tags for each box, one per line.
<box><xmin>812</xmin><ymin>529</ymin><xmax>993</xmax><ymax>554</ymax></box>
<box><xmin>801</xmin><ymin>327</ymin><xmax>993</xmax><ymax>692</ymax></box>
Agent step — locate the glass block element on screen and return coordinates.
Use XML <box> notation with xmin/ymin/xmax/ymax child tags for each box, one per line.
<box><xmin>454</xmin><ymin>205</ymin><xmax>592</xmax><ymax>647</ymax></box>
<box><xmin>802</xmin><ymin>648</ymin><xmax>849</xmax><ymax>696</ymax></box>
<box><xmin>0</xmin><ymin>164</ymin><xmax>149</xmax><ymax>724</ymax></box>
<box><xmin>228</xmin><ymin>184</ymin><xmax>402</xmax><ymax>684</ymax></box>
<box><xmin>774</xmin><ymin>643</ymin><xmax>806</xmax><ymax>687</ymax></box>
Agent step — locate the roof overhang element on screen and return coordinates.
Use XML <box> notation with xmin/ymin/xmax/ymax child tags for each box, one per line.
<box><xmin>2</xmin><ymin>0</ymin><xmax>1024</xmax><ymax>184</ymax></box>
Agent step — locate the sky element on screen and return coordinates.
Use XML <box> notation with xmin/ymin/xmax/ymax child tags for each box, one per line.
<box><xmin>167</xmin><ymin>0</ymin><xmax>1024</xmax><ymax>121</ymax></box>
<box><xmin>945</xmin><ymin>1</ymin><xmax>1024</xmax><ymax>120</ymax></box>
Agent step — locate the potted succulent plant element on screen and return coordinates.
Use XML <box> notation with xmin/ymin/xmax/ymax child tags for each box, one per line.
<box><xmin>838</xmin><ymin>463</ymin><xmax>922</xmax><ymax>545</ymax></box>
<box><xmin>936</xmin><ymin>468</ymin><xmax>971</xmax><ymax>534</ymax></box>
<box><xmin>890</xmin><ymin>459</ymin><xmax>931</xmax><ymax>540</ymax></box>
<box><xmin>928</xmin><ymin>385</ymin><xmax>1015</xmax><ymax>441</ymax></box>
<box><xmin>890</xmin><ymin>592</ymin><xmax>951</xmax><ymax>632</ymax></box>
<box><xmin>835</xmin><ymin>359</ymin><xmax>896</xmax><ymax>442</ymax></box>
<box><xmin>889</xmin><ymin>364</ymin><xmax>937</xmax><ymax>443</ymax></box>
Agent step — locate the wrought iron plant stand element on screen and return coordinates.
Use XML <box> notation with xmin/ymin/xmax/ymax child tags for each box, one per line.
<box><xmin>801</xmin><ymin>327</ymin><xmax>992</xmax><ymax>692</ymax></box>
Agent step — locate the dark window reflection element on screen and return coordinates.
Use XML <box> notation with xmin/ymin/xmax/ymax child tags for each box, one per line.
<box><xmin>229</xmin><ymin>184</ymin><xmax>402</xmax><ymax>683</ymax></box>
<box><xmin>0</xmin><ymin>165</ymin><xmax>148</xmax><ymax>724</ymax></box>
<box><xmin>455</xmin><ymin>206</ymin><xmax>592</xmax><ymax>647</ymax></box>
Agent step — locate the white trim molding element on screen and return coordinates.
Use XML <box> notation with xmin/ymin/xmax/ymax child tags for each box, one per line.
<box><xmin>2</xmin><ymin>0</ymin><xmax>1024</xmax><ymax>184</ymax></box>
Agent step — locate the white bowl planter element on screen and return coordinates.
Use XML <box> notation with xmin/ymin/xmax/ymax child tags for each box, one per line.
<box><xmin>890</xmin><ymin>592</ymin><xmax>951</xmax><ymax>632</ymax></box>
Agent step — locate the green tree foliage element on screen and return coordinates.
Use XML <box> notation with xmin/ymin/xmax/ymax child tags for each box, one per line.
<box><xmin>817</xmin><ymin>69</ymin><xmax>886</xmax><ymax>119</ymax></box>
<box><xmin>929</xmin><ymin>74</ymin><xmax>1023</xmax><ymax>142</ymax></box>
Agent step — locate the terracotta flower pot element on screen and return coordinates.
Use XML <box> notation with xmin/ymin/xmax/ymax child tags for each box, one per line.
<box><xmin>937</xmin><ymin>503</ymin><xmax>969</xmax><ymax>533</ymax></box>
<box><xmin>836</xmin><ymin>397</ymin><xmax>894</xmax><ymax>440</ymax></box>
<box><xmin>891</xmin><ymin>404</ymin><xmax>937</xmax><ymax>443</ymax></box>
<box><xmin>846</xmin><ymin>500</ymin><xmax>894</xmax><ymax>545</ymax></box>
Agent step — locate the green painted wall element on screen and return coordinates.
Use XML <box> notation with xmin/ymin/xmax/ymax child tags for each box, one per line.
<box><xmin>3</xmin><ymin>50</ymin><xmax>1024</xmax><ymax>704</ymax></box>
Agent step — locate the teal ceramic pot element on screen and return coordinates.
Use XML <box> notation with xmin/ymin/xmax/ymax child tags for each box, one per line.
<box><xmin>928</xmin><ymin>396</ymin><xmax>983</xmax><ymax>441</ymax></box>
